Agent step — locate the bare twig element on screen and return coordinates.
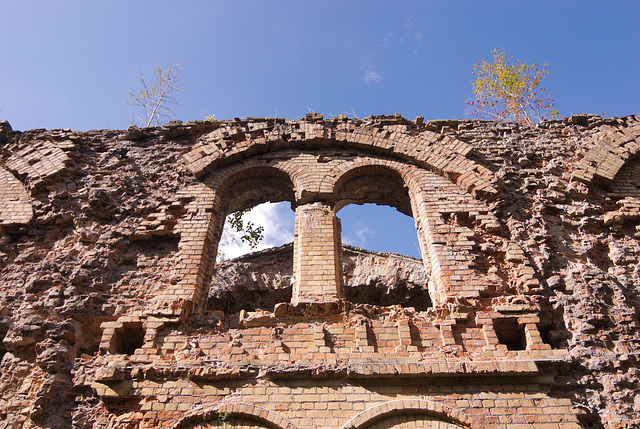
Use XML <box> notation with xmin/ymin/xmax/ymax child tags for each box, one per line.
<box><xmin>128</xmin><ymin>63</ymin><xmax>186</xmax><ymax>127</ymax></box>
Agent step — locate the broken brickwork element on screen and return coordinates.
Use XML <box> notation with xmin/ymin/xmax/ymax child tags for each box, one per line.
<box><xmin>0</xmin><ymin>114</ymin><xmax>638</xmax><ymax>428</ymax></box>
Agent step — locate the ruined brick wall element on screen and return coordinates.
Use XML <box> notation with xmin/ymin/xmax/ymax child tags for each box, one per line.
<box><xmin>0</xmin><ymin>114</ymin><xmax>638</xmax><ymax>429</ymax></box>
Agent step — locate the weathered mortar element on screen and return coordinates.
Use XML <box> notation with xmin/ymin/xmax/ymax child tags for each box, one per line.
<box><xmin>0</xmin><ymin>113</ymin><xmax>638</xmax><ymax>428</ymax></box>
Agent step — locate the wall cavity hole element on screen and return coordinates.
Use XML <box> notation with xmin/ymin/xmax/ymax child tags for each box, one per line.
<box><xmin>110</xmin><ymin>322</ymin><xmax>145</xmax><ymax>355</ymax></box>
<box><xmin>0</xmin><ymin>322</ymin><xmax>7</xmax><ymax>360</ymax></box>
<box><xmin>494</xmin><ymin>318</ymin><xmax>526</xmax><ymax>351</ymax></box>
<box><xmin>101</xmin><ymin>396</ymin><xmax>142</xmax><ymax>416</ymax></box>
<box><xmin>540</xmin><ymin>324</ymin><xmax>565</xmax><ymax>349</ymax></box>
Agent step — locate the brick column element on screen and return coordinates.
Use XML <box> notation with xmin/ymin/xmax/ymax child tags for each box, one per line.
<box><xmin>292</xmin><ymin>202</ymin><xmax>344</xmax><ymax>304</ymax></box>
<box><xmin>519</xmin><ymin>315</ymin><xmax>552</xmax><ymax>350</ymax></box>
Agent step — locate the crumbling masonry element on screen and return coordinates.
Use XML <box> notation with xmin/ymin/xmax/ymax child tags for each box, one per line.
<box><xmin>0</xmin><ymin>113</ymin><xmax>639</xmax><ymax>428</ymax></box>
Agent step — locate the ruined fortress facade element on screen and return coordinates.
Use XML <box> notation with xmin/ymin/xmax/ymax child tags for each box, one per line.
<box><xmin>0</xmin><ymin>114</ymin><xmax>638</xmax><ymax>429</ymax></box>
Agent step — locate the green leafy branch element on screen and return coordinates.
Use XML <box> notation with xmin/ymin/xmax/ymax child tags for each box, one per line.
<box><xmin>227</xmin><ymin>209</ymin><xmax>264</xmax><ymax>249</ymax></box>
<box><xmin>218</xmin><ymin>410</ymin><xmax>231</xmax><ymax>427</ymax></box>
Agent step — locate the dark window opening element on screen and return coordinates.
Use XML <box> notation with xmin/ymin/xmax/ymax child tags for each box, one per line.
<box><xmin>0</xmin><ymin>322</ymin><xmax>7</xmax><ymax>360</ymax></box>
<box><xmin>110</xmin><ymin>322</ymin><xmax>145</xmax><ymax>355</ymax></box>
<box><xmin>366</xmin><ymin>324</ymin><xmax>378</xmax><ymax>350</ymax></box>
<box><xmin>494</xmin><ymin>318</ymin><xmax>527</xmax><ymax>350</ymax></box>
<box><xmin>101</xmin><ymin>397</ymin><xmax>142</xmax><ymax>416</ymax></box>
<box><xmin>540</xmin><ymin>324</ymin><xmax>565</xmax><ymax>349</ymax></box>
<box><xmin>323</xmin><ymin>326</ymin><xmax>336</xmax><ymax>352</ymax></box>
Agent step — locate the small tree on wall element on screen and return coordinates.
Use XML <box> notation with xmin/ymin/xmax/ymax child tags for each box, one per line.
<box><xmin>128</xmin><ymin>65</ymin><xmax>265</xmax><ymax>256</ymax></box>
<box><xmin>128</xmin><ymin>63</ymin><xmax>185</xmax><ymax>127</ymax></box>
<box><xmin>467</xmin><ymin>48</ymin><xmax>558</xmax><ymax>125</ymax></box>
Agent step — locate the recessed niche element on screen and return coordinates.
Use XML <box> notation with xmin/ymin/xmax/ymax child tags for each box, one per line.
<box><xmin>494</xmin><ymin>318</ymin><xmax>527</xmax><ymax>351</ymax></box>
<box><xmin>110</xmin><ymin>322</ymin><xmax>145</xmax><ymax>355</ymax></box>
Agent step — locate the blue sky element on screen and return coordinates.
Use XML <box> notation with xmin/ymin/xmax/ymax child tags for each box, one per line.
<box><xmin>2</xmin><ymin>1</ymin><xmax>639</xmax><ymax>258</ymax></box>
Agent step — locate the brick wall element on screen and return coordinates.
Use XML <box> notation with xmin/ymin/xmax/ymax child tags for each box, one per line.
<box><xmin>88</xmin><ymin>115</ymin><xmax>593</xmax><ymax>428</ymax></box>
<box><xmin>2</xmin><ymin>114</ymin><xmax>639</xmax><ymax>428</ymax></box>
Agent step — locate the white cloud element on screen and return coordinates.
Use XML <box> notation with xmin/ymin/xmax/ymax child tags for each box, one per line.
<box><xmin>413</xmin><ymin>47</ymin><xmax>422</xmax><ymax>62</ymax></box>
<box><xmin>364</xmin><ymin>69</ymin><xmax>382</xmax><ymax>84</ymax></box>
<box><xmin>218</xmin><ymin>201</ymin><xmax>294</xmax><ymax>260</ymax></box>
<box><xmin>404</xmin><ymin>17</ymin><xmax>415</xmax><ymax>31</ymax></box>
<box><xmin>343</xmin><ymin>220</ymin><xmax>374</xmax><ymax>248</ymax></box>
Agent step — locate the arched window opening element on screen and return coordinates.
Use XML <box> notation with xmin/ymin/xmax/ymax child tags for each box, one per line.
<box><xmin>205</xmin><ymin>166</ymin><xmax>297</xmax><ymax>315</ymax></box>
<box><xmin>331</xmin><ymin>165</ymin><xmax>431</xmax><ymax>309</ymax></box>
<box><xmin>218</xmin><ymin>201</ymin><xmax>295</xmax><ymax>260</ymax></box>
<box><xmin>339</xmin><ymin>204</ymin><xmax>420</xmax><ymax>258</ymax></box>
<box><xmin>332</xmin><ymin>165</ymin><xmax>431</xmax><ymax>309</ymax></box>
<box><xmin>338</xmin><ymin>203</ymin><xmax>430</xmax><ymax>310</ymax></box>
<box><xmin>332</xmin><ymin>166</ymin><xmax>419</xmax><ymax>256</ymax></box>
<box><xmin>209</xmin><ymin>201</ymin><xmax>295</xmax><ymax>314</ymax></box>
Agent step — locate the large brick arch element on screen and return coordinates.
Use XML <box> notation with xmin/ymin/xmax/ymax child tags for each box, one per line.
<box><xmin>172</xmin><ymin>402</ymin><xmax>298</xmax><ymax>429</ymax></box>
<box><xmin>205</xmin><ymin>163</ymin><xmax>298</xmax><ymax>214</ymax></box>
<box><xmin>152</xmin><ymin>118</ymin><xmax>513</xmax><ymax>316</ymax></box>
<box><xmin>83</xmin><ymin>117</ymin><xmax>595</xmax><ymax>429</ymax></box>
<box><xmin>341</xmin><ymin>399</ymin><xmax>477</xmax><ymax>429</ymax></box>
<box><xmin>184</xmin><ymin>120</ymin><xmax>497</xmax><ymax>199</ymax></box>
<box><xmin>330</xmin><ymin>162</ymin><xmax>414</xmax><ymax>215</ymax></box>
<box><xmin>573</xmin><ymin>118</ymin><xmax>640</xmax><ymax>187</ymax></box>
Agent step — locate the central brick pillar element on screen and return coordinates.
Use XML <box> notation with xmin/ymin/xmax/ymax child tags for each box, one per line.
<box><xmin>292</xmin><ymin>202</ymin><xmax>344</xmax><ymax>304</ymax></box>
